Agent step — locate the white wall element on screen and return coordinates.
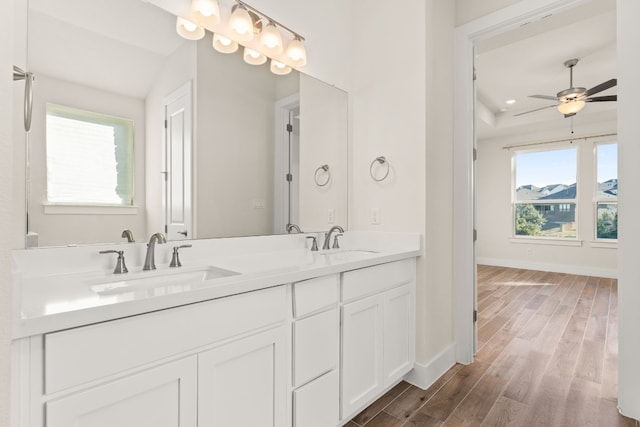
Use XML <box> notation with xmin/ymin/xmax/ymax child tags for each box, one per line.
<box><xmin>477</xmin><ymin>122</ymin><xmax>618</xmax><ymax>278</ymax></box>
<box><xmin>194</xmin><ymin>38</ymin><xmax>278</xmax><ymax>238</ymax></box>
<box><xmin>617</xmin><ymin>0</ymin><xmax>640</xmax><ymax>419</ymax></box>
<box><xmin>1</xmin><ymin>0</ymin><xmax>15</xmax><ymax>424</ymax></box>
<box><xmin>26</xmin><ymin>75</ymin><xmax>147</xmax><ymax>246</ymax></box>
<box><xmin>298</xmin><ymin>74</ymin><xmax>348</xmax><ymax>231</ymax></box>
<box><xmin>456</xmin><ymin>0</ymin><xmax>521</xmax><ymax>25</ymax></box>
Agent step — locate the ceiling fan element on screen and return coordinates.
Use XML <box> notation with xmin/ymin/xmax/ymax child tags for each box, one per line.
<box><xmin>514</xmin><ymin>58</ymin><xmax>617</xmax><ymax>118</ymax></box>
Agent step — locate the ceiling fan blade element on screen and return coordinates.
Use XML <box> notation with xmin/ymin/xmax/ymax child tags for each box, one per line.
<box><xmin>586</xmin><ymin>95</ymin><xmax>617</xmax><ymax>102</ymax></box>
<box><xmin>564</xmin><ymin>113</ymin><xmax>576</xmax><ymax>118</ymax></box>
<box><xmin>513</xmin><ymin>104</ymin><xmax>557</xmax><ymax>117</ymax></box>
<box><xmin>585</xmin><ymin>78</ymin><xmax>617</xmax><ymax>97</ymax></box>
<box><xmin>529</xmin><ymin>94</ymin><xmax>558</xmax><ymax>101</ymax></box>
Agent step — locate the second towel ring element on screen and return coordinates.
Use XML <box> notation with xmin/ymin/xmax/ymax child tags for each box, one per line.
<box><xmin>369</xmin><ymin>156</ymin><xmax>390</xmax><ymax>182</ymax></box>
<box><xmin>314</xmin><ymin>164</ymin><xmax>331</xmax><ymax>187</ymax></box>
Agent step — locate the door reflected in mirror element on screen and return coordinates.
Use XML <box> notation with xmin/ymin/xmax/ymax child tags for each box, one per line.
<box><xmin>22</xmin><ymin>0</ymin><xmax>348</xmax><ymax>247</ymax></box>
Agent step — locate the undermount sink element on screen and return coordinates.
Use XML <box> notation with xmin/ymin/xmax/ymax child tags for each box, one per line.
<box><xmin>90</xmin><ymin>265</ymin><xmax>239</xmax><ymax>295</ymax></box>
<box><xmin>317</xmin><ymin>249</ymin><xmax>379</xmax><ymax>262</ymax></box>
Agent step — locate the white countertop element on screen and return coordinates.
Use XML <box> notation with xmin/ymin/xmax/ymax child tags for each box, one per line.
<box><xmin>12</xmin><ymin>231</ymin><xmax>421</xmax><ymax>338</ymax></box>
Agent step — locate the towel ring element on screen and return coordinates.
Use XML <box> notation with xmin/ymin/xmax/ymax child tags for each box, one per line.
<box><xmin>314</xmin><ymin>164</ymin><xmax>330</xmax><ymax>187</ymax></box>
<box><xmin>369</xmin><ymin>156</ymin><xmax>390</xmax><ymax>182</ymax></box>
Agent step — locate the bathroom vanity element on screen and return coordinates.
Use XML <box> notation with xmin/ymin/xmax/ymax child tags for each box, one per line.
<box><xmin>11</xmin><ymin>231</ymin><xmax>420</xmax><ymax>427</ymax></box>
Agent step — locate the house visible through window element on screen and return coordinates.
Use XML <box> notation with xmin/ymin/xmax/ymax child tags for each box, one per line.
<box><xmin>46</xmin><ymin>104</ymin><xmax>134</xmax><ymax>206</ymax></box>
<box><xmin>514</xmin><ymin>147</ymin><xmax>577</xmax><ymax>238</ymax></box>
<box><xmin>596</xmin><ymin>143</ymin><xmax>617</xmax><ymax>240</ymax></box>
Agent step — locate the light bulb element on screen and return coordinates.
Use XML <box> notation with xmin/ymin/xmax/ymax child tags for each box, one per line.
<box><xmin>557</xmin><ymin>100</ymin><xmax>586</xmax><ymax>115</ymax></box>
<box><xmin>176</xmin><ymin>17</ymin><xmax>205</xmax><ymax>41</ymax></box>
<box><xmin>243</xmin><ymin>47</ymin><xmax>267</xmax><ymax>65</ymax></box>
<box><xmin>212</xmin><ymin>33</ymin><xmax>238</xmax><ymax>54</ymax></box>
<box><xmin>191</xmin><ymin>0</ymin><xmax>220</xmax><ymax>23</ymax></box>
<box><xmin>229</xmin><ymin>6</ymin><xmax>254</xmax><ymax>42</ymax></box>
<box><xmin>260</xmin><ymin>22</ymin><xmax>283</xmax><ymax>54</ymax></box>
<box><xmin>270</xmin><ymin>59</ymin><xmax>292</xmax><ymax>75</ymax></box>
<box><xmin>285</xmin><ymin>37</ymin><xmax>306</xmax><ymax>67</ymax></box>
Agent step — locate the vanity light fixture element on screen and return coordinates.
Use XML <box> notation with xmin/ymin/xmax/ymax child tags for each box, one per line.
<box><xmin>270</xmin><ymin>59</ymin><xmax>292</xmax><ymax>75</ymax></box>
<box><xmin>176</xmin><ymin>0</ymin><xmax>307</xmax><ymax>75</ymax></box>
<box><xmin>243</xmin><ymin>47</ymin><xmax>267</xmax><ymax>65</ymax></box>
<box><xmin>228</xmin><ymin>4</ymin><xmax>255</xmax><ymax>42</ymax></box>
<box><xmin>260</xmin><ymin>21</ymin><xmax>283</xmax><ymax>54</ymax></box>
<box><xmin>176</xmin><ymin>17</ymin><xmax>205</xmax><ymax>40</ymax></box>
<box><xmin>191</xmin><ymin>0</ymin><xmax>220</xmax><ymax>22</ymax></box>
<box><xmin>285</xmin><ymin>36</ymin><xmax>307</xmax><ymax>67</ymax></box>
<box><xmin>212</xmin><ymin>33</ymin><xmax>238</xmax><ymax>53</ymax></box>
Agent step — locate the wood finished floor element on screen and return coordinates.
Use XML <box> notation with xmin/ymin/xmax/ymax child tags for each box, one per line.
<box><xmin>345</xmin><ymin>266</ymin><xmax>639</xmax><ymax>427</ymax></box>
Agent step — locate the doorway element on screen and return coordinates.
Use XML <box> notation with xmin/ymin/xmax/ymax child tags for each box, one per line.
<box><xmin>273</xmin><ymin>94</ymin><xmax>301</xmax><ymax>234</ymax></box>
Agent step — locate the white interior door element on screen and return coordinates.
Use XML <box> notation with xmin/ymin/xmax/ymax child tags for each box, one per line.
<box><xmin>163</xmin><ymin>82</ymin><xmax>192</xmax><ymax>241</ymax></box>
<box><xmin>273</xmin><ymin>94</ymin><xmax>300</xmax><ymax>234</ymax></box>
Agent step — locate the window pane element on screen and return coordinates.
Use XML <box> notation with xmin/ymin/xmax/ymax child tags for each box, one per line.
<box><xmin>597</xmin><ymin>203</ymin><xmax>618</xmax><ymax>239</ymax></box>
<box><xmin>515</xmin><ymin>202</ymin><xmax>576</xmax><ymax>238</ymax></box>
<box><xmin>514</xmin><ymin>148</ymin><xmax>577</xmax><ymax>239</ymax></box>
<box><xmin>515</xmin><ymin>148</ymin><xmax>577</xmax><ymax>202</ymax></box>
<box><xmin>46</xmin><ymin>104</ymin><xmax>134</xmax><ymax>205</ymax></box>
<box><xmin>597</xmin><ymin>143</ymin><xmax>617</xmax><ymax>201</ymax></box>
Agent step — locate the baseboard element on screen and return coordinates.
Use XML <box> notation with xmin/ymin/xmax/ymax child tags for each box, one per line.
<box><xmin>477</xmin><ymin>257</ymin><xmax>617</xmax><ymax>279</ymax></box>
<box><xmin>404</xmin><ymin>343</ymin><xmax>456</xmax><ymax>390</ymax></box>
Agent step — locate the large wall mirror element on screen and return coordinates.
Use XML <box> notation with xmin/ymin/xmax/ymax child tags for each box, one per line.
<box><xmin>21</xmin><ymin>0</ymin><xmax>348</xmax><ymax>248</ymax></box>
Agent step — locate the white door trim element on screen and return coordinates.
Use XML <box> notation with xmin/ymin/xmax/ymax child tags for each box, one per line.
<box><xmin>273</xmin><ymin>93</ymin><xmax>300</xmax><ymax>234</ymax></box>
<box><xmin>452</xmin><ymin>0</ymin><xmax>593</xmax><ymax>364</ymax></box>
<box><xmin>163</xmin><ymin>81</ymin><xmax>193</xmax><ymax>241</ymax></box>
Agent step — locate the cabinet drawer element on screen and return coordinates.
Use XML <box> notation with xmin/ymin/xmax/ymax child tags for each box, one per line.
<box><xmin>293</xmin><ymin>370</ymin><xmax>339</xmax><ymax>427</ymax></box>
<box><xmin>293</xmin><ymin>307</ymin><xmax>339</xmax><ymax>387</ymax></box>
<box><xmin>341</xmin><ymin>258</ymin><xmax>416</xmax><ymax>302</ymax></box>
<box><xmin>293</xmin><ymin>275</ymin><xmax>339</xmax><ymax>317</ymax></box>
<box><xmin>44</xmin><ymin>286</ymin><xmax>286</xmax><ymax>394</ymax></box>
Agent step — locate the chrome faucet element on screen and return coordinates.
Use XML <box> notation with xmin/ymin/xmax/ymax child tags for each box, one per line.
<box><xmin>143</xmin><ymin>232</ymin><xmax>167</xmax><ymax>270</ymax></box>
<box><xmin>287</xmin><ymin>223</ymin><xmax>302</xmax><ymax>234</ymax></box>
<box><xmin>121</xmin><ymin>229</ymin><xmax>135</xmax><ymax>242</ymax></box>
<box><xmin>322</xmin><ymin>225</ymin><xmax>344</xmax><ymax>250</ymax></box>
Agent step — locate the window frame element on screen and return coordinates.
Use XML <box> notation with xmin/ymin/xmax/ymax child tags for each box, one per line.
<box><xmin>44</xmin><ymin>103</ymin><xmax>136</xmax><ymax>211</ymax></box>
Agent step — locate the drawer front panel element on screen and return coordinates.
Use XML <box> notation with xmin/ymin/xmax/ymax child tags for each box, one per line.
<box><xmin>293</xmin><ymin>275</ymin><xmax>339</xmax><ymax>317</ymax></box>
<box><xmin>293</xmin><ymin>307</ymin><xmax>339</xmax><ymax>387</ymax></box>
<box><xmin>293</xmin><ymin>370</ymin><xmax>339</xmax><ymax>427</ymax></box>
<box><xmin>45</xmin><ymin>286</ymin><xmax>286</xmax><ymax>394</ymax></box>
<box><xmin>341</xmin><ymin>258</ymin><xmax>416</xmax><ymax>302</ymax></box>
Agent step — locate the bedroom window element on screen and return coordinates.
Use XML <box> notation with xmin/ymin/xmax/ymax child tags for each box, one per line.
<box><xmin>46</xmin><ymin>104</ymin><xmax>134</xmax><ymax>206</ymax></box>
<box><xmin>595</xmin><ymin>142</ymin><xmax>617</xmax><ymax>240</ymax></box>
<box><xmin>513</xmin><ymin>147</ymin><xmax>577</xmax><ymax>239</ymax></box>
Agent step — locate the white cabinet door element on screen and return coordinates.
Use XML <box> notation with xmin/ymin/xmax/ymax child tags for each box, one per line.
<box><xmin>383</xmin><ymin>284</ymin><xmax>416</xmax><ymax>387</ymax></box>
<box><xmin>46</xmin><ymin>356</ymin><xmax>197</xmax><ymax>427</ymax></box>
<box><xmin>198</xmin><ymin>326</ymin><xmax>287</xmax><ymax>427</ymax></box>
<box><xmin>293</xmin><ymin>370</ymin><xmax>339</xmax><ymax>427</ymax></box>
<box><xmin>340</xmin><ymin>293</ymin><xmax>384</xmax><ymax>420</ymax></box>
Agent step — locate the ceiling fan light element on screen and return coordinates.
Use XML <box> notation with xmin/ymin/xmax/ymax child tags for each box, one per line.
<box><xmin>243</xmin><ymin>47</ymin><xmax>267</xmax><ymax>65</ymax></box>
<box><xmin>557</xmin><ymin>100</ymin><xmax>586</xmax><ymax>115</ymax></box>
<box><xmin>285</xmin><ymin>37</ymin><xmax>306</xmax><ymax>67</ymax></box>
<box><xmin>176</xmin><ymin>17</ymin><xmax>205</xmax><ymax>40</ymax></box>
<box><xmin>191</xmin><ymin>0</ymin><xmax>220</xmax><ymax>22</ymax></box>
<box><xmin>270</xmin><ymin>59</ymin><xmax>292</xmax><ymax>75</ymax></box>
<box><xmin>260</xmin><ymin>22</ymin><xmax>283</xmax><ymax>54</ymax></box>
<box><xmin>229</xmin><ymin>5</ymin><xmax>254</xmax><ymax>42</ymax></box>
<box><xmin>212</xmin><ymin>33</ymin><xmax>238</xmax><ymax>54</ymax></box>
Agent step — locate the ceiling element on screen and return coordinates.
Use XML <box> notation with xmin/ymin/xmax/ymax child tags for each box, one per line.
<box><xmin>475</xmin><ymin>0</ymin><xmax>617</xmax><ymax>141</ymax></box>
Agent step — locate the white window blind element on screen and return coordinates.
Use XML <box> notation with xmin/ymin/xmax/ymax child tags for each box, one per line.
<box><xmin>46</xmin><ymin>104</ymin><xmax>134</xmax><ymax>205</ymax></box>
